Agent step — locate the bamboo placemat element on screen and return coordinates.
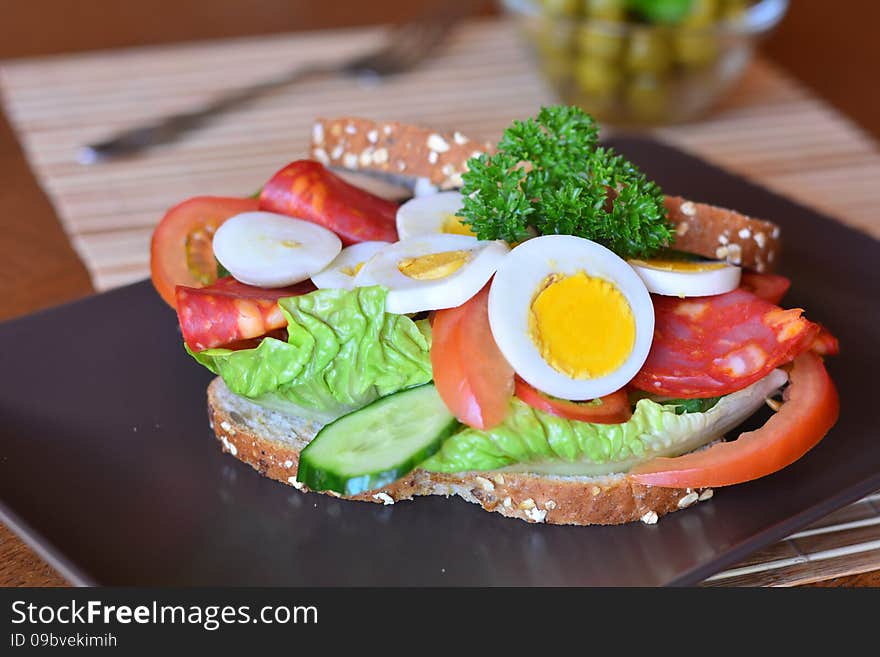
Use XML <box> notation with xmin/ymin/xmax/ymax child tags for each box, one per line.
<box><xmin>1</xmin><ymin>18</ymin><xmax>878</xmax><ymax>586</ymax></box>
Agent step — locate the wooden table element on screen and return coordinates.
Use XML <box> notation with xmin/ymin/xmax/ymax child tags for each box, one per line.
<box><xmin>0</xmin><ymin>10</ymin><xmax>878</xmax><ymax>587</ymax></box>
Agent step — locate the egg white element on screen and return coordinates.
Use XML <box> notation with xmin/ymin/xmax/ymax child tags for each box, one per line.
<box><xmin>629</xmin><ymin>259</ymin><xmax>741</xmax><ymax>297</ymax></box>
<box><xmin>488</xmin><ymin>235</ymin><xmax>654</xmax><ymax>400</ymax></box>
<box><xmin>355</xmin><ymin>233</ymin><xmax>509</xmax><ymax>314</ymax></box>
<box><xmin>395</xmin><ymin>191</ymin><xmax>468</xmax><ymax>240</ymax></box>
<box><xmin>213</xmin><ymin>211</ymin><xmax>341</xmax><ymax>287</ymax></box>
<box><xmin>311</xmin><ymin>241</ymin><xmax>391</xmax><ymax>290</ymax></box>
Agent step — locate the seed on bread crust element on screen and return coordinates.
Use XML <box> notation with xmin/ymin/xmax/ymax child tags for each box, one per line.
<box><xmin>678</xmin><ymin>492</ymin><xmax>700</xmax><ymax>508</ymax></box>
<box><xmin>373</xmin><ymin>492</ymin><xmax>395</xmax><ymax>505</ymax></box>
<box><xmin>427</xmin><ymin>134</ymin><xmax>450</xmax><ymax>153</ymax></box>
<box><xmin>475</xmin><ymin>476</ymin><xmax>495</xmax><ymax>492</ymax></box>
<box><xmin>525</xmin><ymin>507</ymin><xmax>548</xmax><ymax>523</ymax></box>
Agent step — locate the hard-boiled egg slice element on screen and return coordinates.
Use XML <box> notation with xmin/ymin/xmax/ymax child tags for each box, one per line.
<box><xmin>488</xmin><ymin>235</ymin><xmax>654</xmax><ymax>401</ymax></box>
<box><xmin>629</xmin><ymin>257</ymin><xmax>741</xmax><ymax>297</ymax></box>
<box><xmin>213</xmin><ymin>211</ymin><xmax>341</xmax><ymax>287</ymax></box>
<box><xmin>311</xmin><ymin>241</ymin><xmax>390</xmax><ymax>290</ymax></box>
<box><xmin>355</xmin><ymin>234</ymin><xmax>509</xmax><ymax>314</ymax></box>
<box><xmin>395</xmin><ymin>191</ymin><xmax>476</xmax><ymax>240</ymax></box>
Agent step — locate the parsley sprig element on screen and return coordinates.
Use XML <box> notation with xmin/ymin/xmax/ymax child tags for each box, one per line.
<box><xmin>459</xmin><ymin>106</ymin><xmax>673</xmax><ymax>259</ymax></box>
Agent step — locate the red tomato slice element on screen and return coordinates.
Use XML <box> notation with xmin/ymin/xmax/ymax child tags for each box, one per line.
<box><xmin>431</xmin><ymin>285</ymin><xmax>514</xmax><ymax>430</ymax></box>
<box><xmin>514</xmin><ymin>378</ymin><xmax>632</xmax><ymax>424</ymax></box>
<box><xmin>739</xmin><ymin>272</ymin><xmax>790</xmax><ymax>305</ymax></box>
<box><xmin>150</xmin><ymin>196</ymin><xmax>259</xmax><ymax>308</ymax></box>
<box><xmin>628</xmin><ymin>351</ymin><xmax>839</xmax><ymax>488</ymax></box>
<box><xmin>631</xmin><ymin>289</ymin><xmax>820</xmax><ymax>398</ymax></box>
<box><xmin>259</xmin><ymin>160</ymin><xmax>398</xmax><ymax>245</ymax></box>
<box><xmin>176</xmin><ymin>276</ymin><xmax>315</xmax><ymax>352</ymax></box>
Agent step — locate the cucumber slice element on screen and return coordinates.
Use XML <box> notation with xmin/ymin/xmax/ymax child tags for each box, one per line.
<box><xmin>297</xmin><ymin>383</ymin><xmax>459</xmax><ymax>496</ymax></box>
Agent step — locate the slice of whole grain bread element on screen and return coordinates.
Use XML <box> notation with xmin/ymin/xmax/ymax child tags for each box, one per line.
<box><xmin>207</xmin><ymin>377</ymin><xmax>711</xmax><ymax>526</ymax></box>
<box><xmin>310</xmin><ymin>117</ymin><xmax>781</xmax><ymax>272</ymax></box>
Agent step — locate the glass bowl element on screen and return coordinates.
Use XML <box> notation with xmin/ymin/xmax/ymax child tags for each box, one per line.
<box><xmin>502</xmin><ymin>0</ymin><xmax>789</xmax><ymax>126</ymax></box>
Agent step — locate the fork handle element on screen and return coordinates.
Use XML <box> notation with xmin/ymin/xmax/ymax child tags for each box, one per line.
<box><xmin>78</xmin><ymin>62</ymin><xmax>333</xmax><ymax>164</ymax></box>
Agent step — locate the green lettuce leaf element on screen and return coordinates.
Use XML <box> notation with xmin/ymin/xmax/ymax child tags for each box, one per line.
<box><xmin>660</xmin><ymin>396</ymin><xmax>722</xmax><ymax>415</ymax></box>
<box><xmin>420</xmin><ymin>369</ymin><xmax>788</xmax><ymax>476</ymax></box>
<box><xmin>189</xmin><ymin>286</ymin><xmax>432</xmax><ymax>421</ymax></box>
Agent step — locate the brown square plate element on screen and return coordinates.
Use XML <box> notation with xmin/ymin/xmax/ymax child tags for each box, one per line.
<box><xmin>0</xmin><ymin>137</ymin><xmax>877</xmax><ymax>586</ymax></box>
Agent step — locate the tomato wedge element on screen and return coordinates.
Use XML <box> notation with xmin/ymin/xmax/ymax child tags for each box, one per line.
<box><xmin>259</xmin><ymin>160</ymin><xmax>398</xmax><ymax>245</ymax></box>
<box><xmin>176</xmin><ymin>276</ymin><xmax>314</xmax><ymax>352</ymax></box>
<box><xmin>739</xmin><ymin>272</ymin><xmax>791</xmax><ymax>305</ymax></box>
<box><xmin>628</xmin><ymin>351</ymin><xmax>839</xmax><ymax>488</ymax></box>
<box><xmin>150</xmin><ymin>196</ymin><xmax>259</xmax><ymax>308</ymax></box>
<box><xmin>431</xmin><ymin>285</ymin><xmax>514</xmax><ymax>430</ymax></box>
<box><xmin>514</xmin><ymin>378</ymin><xmax>632</xmax><ymax>424</ymax></box>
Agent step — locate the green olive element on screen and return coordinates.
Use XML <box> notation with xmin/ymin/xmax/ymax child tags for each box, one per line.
<box><xmin>722</xmin><ymin>0</ymin><xmax>750</xmax><ymax>20</ymax></box>
<box><xmin>681</xmin><ymin>0</ymin><xmax>721</xmax><ymax>26</ymax></box>
<box><xmin>540</xmin><ymin>0</ymin><xmax>580</xmax><ymax>17</ymax></box>
<box><xmin>580</xmin><ymin>0</ymin><xmax>626</xmax><ymax>21</ymax></box>
<box><xmin>574</xmin><ymin>56</ymin><xmax>622</xmax><ymax>96</ymax></box>
<box><xmin>674</xmin><ymin>31</ymin><xmax>720</xmax><ymax>67</ymax></box>
<box><xmin>626</xmin><ymin>27</ymin><xmax>672</xmax><ymax>74</ymax></box>
<box><xmin>533</xmin><ymin>36</ymin><xmax>574</xmax><ymax>84</ymax></box>
<box><xmin>625</xmin><ymin>73</ymin><xmax>670</xmax><ymax>122</ymax></box>
<box><xmin>673</xmin><ymin>0</ymin><xmax>724</xmax><ymax>67</ymax></box>
<box><xmin>571</xmin><ymin>91</ymin><xmax>616</xmax><ymax>120</ymax></box>
<box><xmin>576</xmin><ymin>23</ymin><xmax>626</xmax><ymax>60</ymax></box>
<box><xmin>533</xmin><ymin>21</ymin><xmax>575</xmax><ymax>53</ymax></box>
<box><xmin>540</xmin><ymin>56</ymin><xmax>574</xmax><ymax>86</ymax></box>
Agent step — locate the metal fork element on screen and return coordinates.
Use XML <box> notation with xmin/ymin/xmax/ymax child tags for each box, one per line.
<box><xmin>77</xmin><ymin>5</ymin><xmax>469</xmax><ymax>164</ymax></box>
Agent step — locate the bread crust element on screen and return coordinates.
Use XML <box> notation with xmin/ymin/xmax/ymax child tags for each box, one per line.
<box><xmin>310</xmin><ymin>118</ymin><xmax>781</xmax><ymax>272</ymax></box>
<box><xmin>664</xmin><ymin>196</ymin><xmax>781</xmax><ymax>273</ymax></box>
<box><xmin>206</xmin><ymin>378</ymin><xmax>710</xmax><ymax>526</ymax></box>
<box><xmin>311</xmin><ymin>117</ymin><xmax>494</xmax><ymax>190</ymax></box>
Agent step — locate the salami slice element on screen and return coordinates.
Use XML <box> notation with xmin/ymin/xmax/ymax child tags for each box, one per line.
<box><xmin>176</xmin><ymin>276</ymin><xmax>315</xmax><ymax>352</ymax></box>
<box><xmin>631</xmin><ymin>289</ymin><xmax>820</xmax><ymax>398</ymax></box>
<box><xmin>811</xmin><ymin>324</ymin><xmax>840</xmax><ymax>356</ymax></box>
<box><xmin>259</xmin><ymin>160</ymin><xmax>399</xmax><ymax>245</ymax></box>
<box><xmin>739</xmin><ymin>272</ymin><xmax>790</xmax><ymax>305</ymax></box>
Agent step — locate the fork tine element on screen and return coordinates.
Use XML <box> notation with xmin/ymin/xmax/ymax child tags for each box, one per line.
<box><xmin>79</xmin><ymin>1</ymin><xmax>479</xmax><ymax>161</ymax></box>
<box><xmin>382</xmin><ymin>18</ymin><xmax>448</xmax><ymax>57</ymax></box>
<box><xmin>380</xmin><ymin>22</ymin><xmax>450</xmax><ymax>70</ymax></box>
<box><xmin>387</xmin><ymin>0</ymin><xmax>471</xmax><ymax>41</ymax></box>
<box><xmin>383</xmin><ymin>21</ymin><xmax>456</xmax><ymax>71</ymax></box>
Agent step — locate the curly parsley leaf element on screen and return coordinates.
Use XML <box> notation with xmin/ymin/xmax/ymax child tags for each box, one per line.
<box><xmin>459</xmin><ymin>105</ymin><xmax>673</xmax><ymax>259</ymax></box>
<box><xmin>459</xmin><ymin>152</ymin><xmax>534</xmax><ymax>243</ymax></box>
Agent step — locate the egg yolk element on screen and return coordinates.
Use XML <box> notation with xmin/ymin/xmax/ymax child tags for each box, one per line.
<box><xmin>441</xmin><ymin>213</ymin><xmax>477</xmax><ymax>237</ymax></box>
<box><xmin>339</xmin><ymin>262</ymin><xmax>366</xmax><ymax>277</ymax></box>
<box><xmin>529</xmin><ymin>271</ymin><xmax>635</xmax><ymax>379</ymax></box>
<box><xmin>397</xmin><ymin>250</ymin><xmax>472</xmax><ymax>280</ymax></box>
<box><xmin>630</xmin><ymin>258</ymin><xmax>727</xmax><ymax>272</ymax></box>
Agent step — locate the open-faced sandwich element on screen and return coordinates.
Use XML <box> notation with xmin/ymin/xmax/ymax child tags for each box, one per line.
<box><xmin>150</xmin><ymin>106</ymin><xmax>839</xmax><ymax>525</ymax></box>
